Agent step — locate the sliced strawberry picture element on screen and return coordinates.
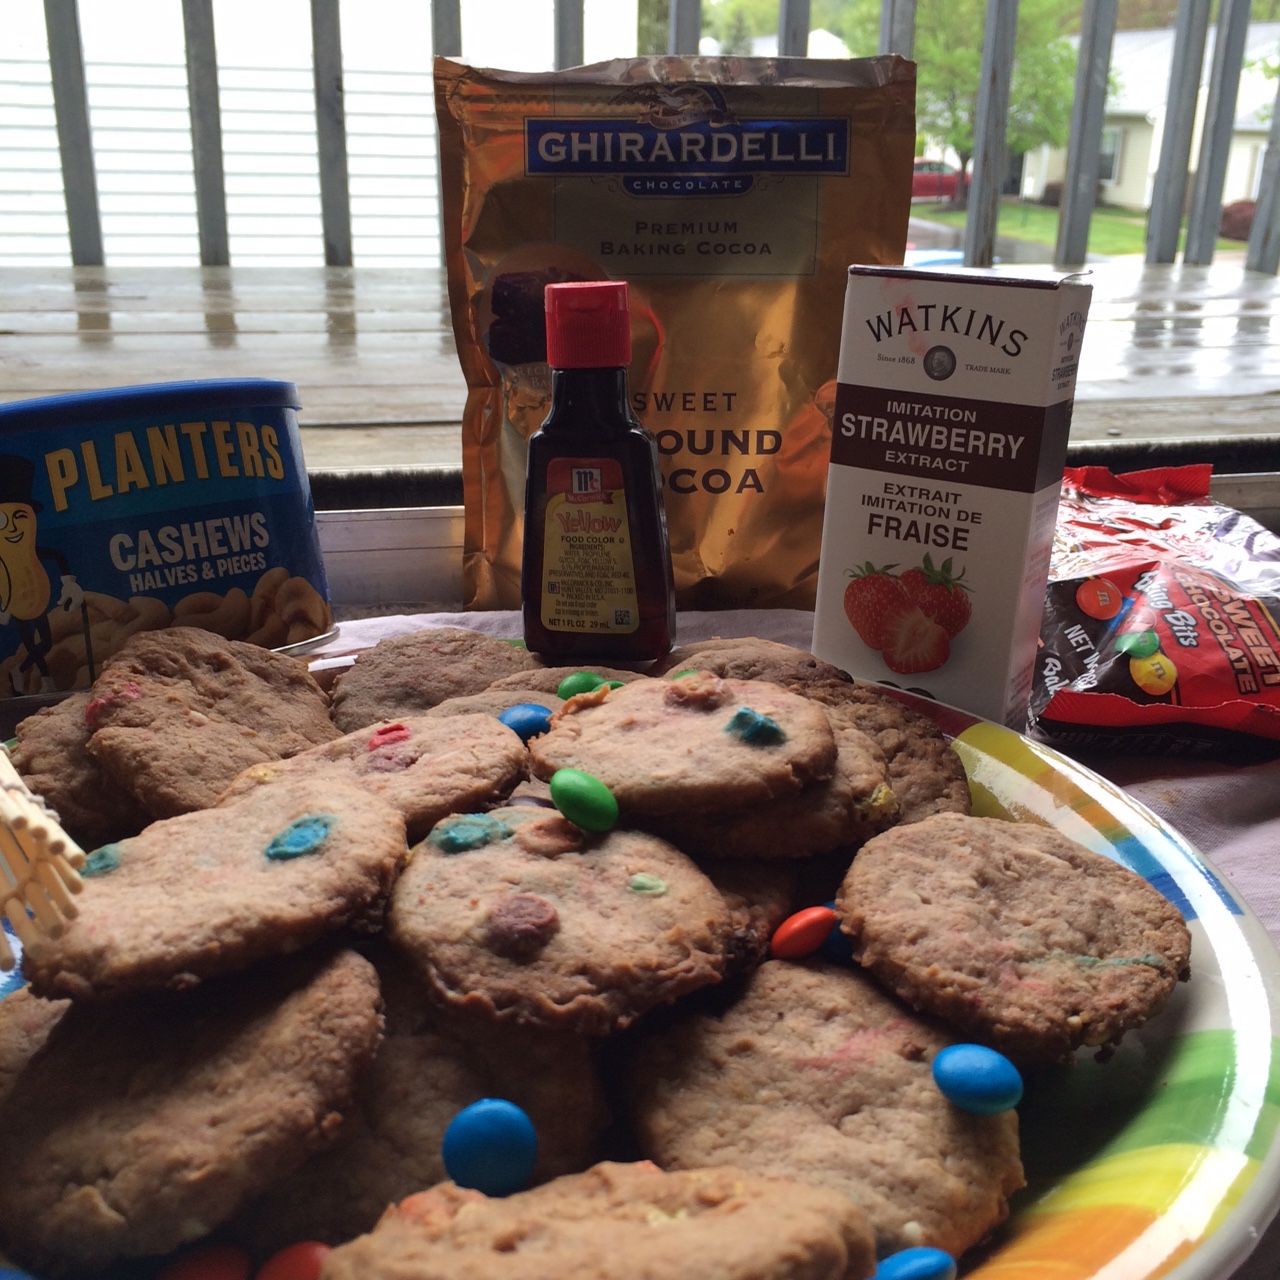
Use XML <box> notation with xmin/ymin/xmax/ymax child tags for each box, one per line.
<box><xmin>880</xmin><ymin>602</ymin><xmax>950</xmax><ymax>674</ymax></box>
<box><xmin>900</xmin><ymin>554</ymin><xmax>972</xmax><ymax>639</ymax></box>
<box><xmin>842</xmin><ymin>562</ymin><xmax>909</xmax><ymax>650</ymax></box>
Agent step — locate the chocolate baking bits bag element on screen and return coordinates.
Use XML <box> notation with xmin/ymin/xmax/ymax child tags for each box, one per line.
<box><xmin>435</xmin><ymin>55</ymin><xmax>917</xmax><ymax>609</ymax></box>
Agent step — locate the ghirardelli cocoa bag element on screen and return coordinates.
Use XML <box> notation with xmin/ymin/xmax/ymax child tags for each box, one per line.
<box><xmin>435</xmin><ymin>55</ymin><xmax>916</xmax><ymax>608</ymax></box>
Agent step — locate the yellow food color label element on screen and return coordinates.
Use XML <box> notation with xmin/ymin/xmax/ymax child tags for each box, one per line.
<box><xmin>541</xmin><ymin>457</ymin><xmax>639</xmax><ymax>635</ymax></box>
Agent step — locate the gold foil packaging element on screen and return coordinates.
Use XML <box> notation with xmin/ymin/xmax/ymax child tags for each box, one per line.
<box><xmin>435</xmin><ymin>55</ymin><xmax>916</xmax><ymax>609</ymax></box>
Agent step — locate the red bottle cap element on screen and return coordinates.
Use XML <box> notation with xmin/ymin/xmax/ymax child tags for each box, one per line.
<box><xmin>544</xmin><ymin>281</ymin><xmax>631</xmax><ymax>369</ymax></box>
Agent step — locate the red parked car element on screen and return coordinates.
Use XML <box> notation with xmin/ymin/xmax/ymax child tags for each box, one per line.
<box><xmin>912</xmin><ymin>158</ymin><xmax>965</xmax><ymax>201</ymax></box>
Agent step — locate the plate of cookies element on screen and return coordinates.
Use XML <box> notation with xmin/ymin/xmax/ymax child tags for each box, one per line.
<box><xmin>1</xmin><ymin>627</ymin><xmax>1278</xmax><ymax>1280</ymax></box>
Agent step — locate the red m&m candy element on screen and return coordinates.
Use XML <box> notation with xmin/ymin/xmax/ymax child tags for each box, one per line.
<box><xmin>770</xmin><ymin>906</ymin><xmax>839</xmax><ymax>960</ymax></box>
<box><xmin>156</xmin><ymin>1243</ymin><xmax>251</xmax><ymax>1280</ymax></box>
<box><xmin>256</xmin><ymin>1241</ymin><xmax>332</xmax><ymax>1280</ymax></box>
<box><xmin>367</xmin><ymin>722</ymin><xmax>411</xmax><ymax>750</ymax></box>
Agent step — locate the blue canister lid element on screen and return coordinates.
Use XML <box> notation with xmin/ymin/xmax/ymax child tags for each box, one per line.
<box><xmin>0</xmin><ymin>379</ymin><xmax>300</xmax><ymax>433</ymax></box>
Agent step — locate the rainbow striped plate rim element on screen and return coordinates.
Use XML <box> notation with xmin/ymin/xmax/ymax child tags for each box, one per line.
<box><xmin>916</xmin><ymin>692</ymin><xmax>1280</xmax><ymax>1280</ymax></box>
<box><xmin>2</xmin><ymin>694</ymin><xmax>1279</xmax><ymax>1279</ymax></box>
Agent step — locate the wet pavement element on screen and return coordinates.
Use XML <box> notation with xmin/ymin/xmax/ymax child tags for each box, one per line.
<box><xmin>1</xmin><ymin>245</ymin><xmax>1276</xmax><ymax>472</ymax></box>
<box><xmin>907</xmin><ymin>211</ymin><xmax>1072</xmax><ymax>264</ymax></box>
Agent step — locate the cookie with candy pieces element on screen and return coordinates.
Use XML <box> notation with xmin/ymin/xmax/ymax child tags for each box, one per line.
<box><xmin>626</xmin><ymin>958</ymin><xmax>1024</xmax><ymax>1259</ymax></box>
<box><xmin>835</xmin><ymin>812</ymin><xmax>1192</xmax><ymax>1063</ymax></box>
<box><xmin>388</xmin><ymin>805</ymin><xmax>735</xmax><ymax>1035</ymax></box>
<box><xmin>0</xmin><ymin>987</ymin><xmax>69</xmax><ymax>1106</ymax></box>
<box><xmin>22</xmin><ymin>772</ymin><xmax>406</xmax><ymax>1001</ymax></box>
<box><xmin>424</xmin><ymin>688</ymin><xmax>563</xmax><ymax>720</ymax></box>
<box><xmin>11</xmin><ymin>692</ymin><xmax>149</xmax><ymax>850</ymax></box>
<box><xmin>216</xmin><ymin>713</ymin><xmax>527</xmax><ymax>841</ymax></box>
<box><xmin>698</xmin><ymin>856</ymin><xmax>800</xmax><ymax>973</ymax></box>
<box><xmin>803</xmin><ymin>681</ymin><xmax>971</xmax><ymax>824</ymax></box>
<box><xmin>329</xmin><ymin>627</ymin><xmax>540</xmax><ymax>732</ymax></box>
<box><xmin>83</xmin><ymin>626</ymin><xmax>339</xmax><ymax>818</ymax></box>
<box><xmin>652</xmin><ymin>636</ymin><xmax>853</xmax><ymax>688</ymax></box>
<box><xmin>487</xmin><ymin>664</ymin><xmax>648</xmax><ymax>696</ymax></box>
<box><xmin>320</xmin><ymin>1161</ymin><xmax>877</xmax><ymax>1280</ymax></box>
<box><xmin>647</xmin><ymin>711</ymin><xmax>898</xmax><ymax>859</ymax></box>
<box><xmin>233</xmin><ymin>947</ymin><xmax>608</xmax><ymax>1252</ymax></box>
<box><xmin>528</xmin><ymin>672</ymin><xmax>837</xmax><ymax>819</ymax></box>
<box><xmin>0</xmin><ymin>948</ymin><xmax>382</xmax><ymax>1278</ymax></box>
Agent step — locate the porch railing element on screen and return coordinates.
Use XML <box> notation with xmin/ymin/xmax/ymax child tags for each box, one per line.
<box><xmin>20</xmin><ymin>0</ymin><xmax>1280</xmax><ymax>275</ymax></box>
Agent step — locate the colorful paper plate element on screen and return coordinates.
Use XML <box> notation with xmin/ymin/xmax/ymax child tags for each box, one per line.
<box><xmin>2</xmin><ymin>697</ymin><xmax>1278</xmax><ymax>1279</ymax></box>
<box><xmin>911</xmin><ymin>692</ymin><xmax>1280</xmax><ymax>1280</ymax></box>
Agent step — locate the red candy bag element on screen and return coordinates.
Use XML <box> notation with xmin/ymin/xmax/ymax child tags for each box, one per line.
<box><xmin>1030</xmin><ymin>464</ymin><xmax>1280</xmax><ymax>752</ymax></box>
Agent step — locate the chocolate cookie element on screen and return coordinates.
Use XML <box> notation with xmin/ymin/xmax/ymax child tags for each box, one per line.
<box><xmin>653</xmin><ymin>637</ymin><xmax>852</xmax><ymax>688</ymax></box>
<box><xmin>804</xmin><ymin>681</ymin><xmax>971</xmax><ymax>823</ymax></box>
<box><xmin>22</xmin><ymin>774</ymin><xmax>406</xmax><ymax>1000</ymax></box>
<box><xmin>234</xmin><ymin>953</ymin><xmax>607</xmax><ymax>1251</ymax></box>
<box><xmin>627</xmin><ymin>959</ymin><xmax>1024</xmax><ymax>1258</ymax></box>
<box><xmin>330</xmin><ymin>628</ymin><xmax>540</xmax><ymax>732</ymax></box>
<box><xmin>84</xmin><ymin>626</ymin><xmax>339</xmax><ymax>818</ymax></box>
<box><xmin>216</xmin><ymin>713</ymin><xmax>527</xmax><ymax>841</ymax></box>
<box><xmin>651</xmin><ymin>715</ymin><xmax>898</xmax><ymax>859</ymax></box>
<box><xmin>836</xmin><ymin>813</ymin><xmax>1193</xmax><ymax>1063</ymax></box>
<box><xmin>388</xmin><ymin>806</ymin><xmax>734</xmax><ymax>1035</ymax></box>
<box><xmin>528</xmin><ymin>673</ymin><xmax>837</xmax><ymax>818</ymax></box>
<box><xmin>0</xmin><ymin>948</ymin><xmax>382</xmax><ymax>1278</ymax></box>
<box><xmin>320</xmin><ymin>1161</ymin><xmax>876</xmax><ymax>1280</ymax></box>
<box><xmin>11</xmin><ymin>692</ymin><xmax>149</xmax><ymax>850</ymax></box>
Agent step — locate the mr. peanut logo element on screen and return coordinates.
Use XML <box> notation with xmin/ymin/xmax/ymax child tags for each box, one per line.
<box><xmin>0</xmin><ymin>454</ymin><xmax>85</xmax><ymax>694</ymax></box>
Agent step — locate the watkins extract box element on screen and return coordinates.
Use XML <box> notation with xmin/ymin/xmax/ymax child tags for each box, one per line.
<box><xmin>812</xmin><ymin>266</ymin><xmax>1092</xmax><ymax>727</ymax></box>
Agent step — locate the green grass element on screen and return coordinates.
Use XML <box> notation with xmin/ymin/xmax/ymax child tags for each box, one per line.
<box><xmin>920</xmin><ymin>198</ymin><xmax>1238</xmax><ymax>257</ymax></box>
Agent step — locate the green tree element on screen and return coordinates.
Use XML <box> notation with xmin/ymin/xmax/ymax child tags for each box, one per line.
<box><xmin>699</xmin><ymin>0</ymin><xmax>1079</xmax><ymax>198</ymax></box>
<box><xmin>822</xmin><ymin>0</ymin><xmax>1076</xmax><ymax>195</ymax></box>
<box><xmin>721</xmin><ymin>10</ymin><xmax>755</xmax><ymax>54</ymax></box>
<box><xmin>637</xmin><ymin>0</ymin><xmax>669</xmax><ymax>55</ymax></box>
<box><xmin>706</xmin><ymin>0</ymin><xmax>782</xmax><ymax>47</ymax></box>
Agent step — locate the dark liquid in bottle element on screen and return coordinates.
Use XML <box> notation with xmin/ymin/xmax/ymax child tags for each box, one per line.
<box><xmin>522</xmin><ymin>365</ymin><xmax>675</xmax><ymax>662</ymax></box>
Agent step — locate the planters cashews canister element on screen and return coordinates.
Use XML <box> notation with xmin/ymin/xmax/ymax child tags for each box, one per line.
<box><xmin>0</xmin><ymin>379</ymin><xmax>332</xmax><ymax>699</ymax></box>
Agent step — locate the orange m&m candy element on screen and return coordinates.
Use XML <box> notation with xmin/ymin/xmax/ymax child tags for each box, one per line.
<box><xmin>770</xmin><ymin>906</ymin><xmax>839</xmax><ymax>960</ymax></box>
<box><xmin>1075</xmin><ymin>577</ymin><xmax>1125</xmax><ymax>621</ymax></box>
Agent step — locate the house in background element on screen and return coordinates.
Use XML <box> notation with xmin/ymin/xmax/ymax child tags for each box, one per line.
<box><xmin>1022</xmin><ymin>21</ymin><xmax>1279</xmax><ymax>212</ymax></box>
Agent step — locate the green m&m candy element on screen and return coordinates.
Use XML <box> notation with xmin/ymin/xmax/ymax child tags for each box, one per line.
<box><xmin>1114</xmin><ymin>629</ymin><xmax>1160</xmax><ymax>658</ymax></box>
<box><xmin>549</xmin><ymin>768</ymin><xmax>618</xmax><ymax>833</ymax></box>
<box><xmin>556</xmin><ymin>671</ymin><xmax>605</xmax><ymax>700</ymax></box>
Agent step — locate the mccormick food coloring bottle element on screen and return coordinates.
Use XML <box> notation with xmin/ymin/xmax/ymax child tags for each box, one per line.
<box><xmin>521</xmin><ymin>281</ymin><xmax>675</xmax><ymax>661</ymax></box>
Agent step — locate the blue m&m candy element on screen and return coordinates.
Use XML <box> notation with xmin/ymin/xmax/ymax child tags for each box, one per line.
<box><xmin>442</xmin><ymin>1098</ymin><xmax>538</xmax><ymax>1196</ymax></box>
<box><xmin>498</xmin><ymin>702</ymin><xmax>554</xmax><ymax>743</ymax></box>
<box><xmin>819</xmin><ymin>899</ymin><xmax>855</xmax><ymax>963</ymax></box>
<box><xmin>931</xmin><ymin>1043</ymin><xmax>1023</xmax><ymax>1114</ymax></box>
<box><xmin>872</xmin><ymin>1246</ymin><xmax>957</xmax><ymax>1280</ymax></box>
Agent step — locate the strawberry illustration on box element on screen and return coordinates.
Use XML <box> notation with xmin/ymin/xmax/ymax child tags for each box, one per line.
<box><xmin>842</xmin><ymin>555</ymin><xmax>970</xmax><ymax>675</ymax></box>
<box><xmin>813</xmin><ymin>265</ymin><xmax>1092</xmax><ymax>728</ymax></box>
<box><xmin>901</xmin><ymin>555</ymin><xmax>971</xmax><ymax>640</ymax></box>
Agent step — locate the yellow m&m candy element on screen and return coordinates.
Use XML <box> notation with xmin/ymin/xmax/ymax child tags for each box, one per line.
<box><xmin>1130</xmin><ymin>651</ymin><xmax>1178</xmax><ymax>696</ymax></box>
